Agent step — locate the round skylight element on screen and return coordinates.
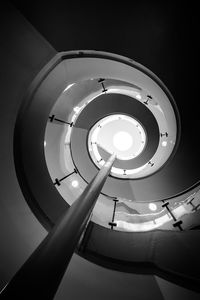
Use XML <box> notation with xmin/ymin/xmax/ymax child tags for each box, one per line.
<box><xmin>88</xmin><ymin>114</ymin><xmax>146</xmax><ymax>164</ymax></box>
<box><xmin>113</xmin><ymin>131</ymin><xmax>133</xmax><ymax>151</ymax></box>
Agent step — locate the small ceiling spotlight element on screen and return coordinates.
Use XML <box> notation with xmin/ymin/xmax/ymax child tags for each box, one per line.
<box><xmin>71</xmin><ymin>180</ymin><xmax>79</xmax><ymax>188</ymax></box>
<box><xmin>148</xmin><ymin>203</ymin><xmax>157</xmax><ymax>211</ymax></box>
<box><xmin>44</xmin><ymin>141</ymin><xmax>47</xmax><ymax>147</ymax></box>
<box><xmin>136</xmin><ymin>94</ymin><xmax>142</xmax><ymax>100</ymax></box>
<box><xmin>162</xmin><ymin>141</ymin><xmax>167</xmax><ymax>147</ymax></box>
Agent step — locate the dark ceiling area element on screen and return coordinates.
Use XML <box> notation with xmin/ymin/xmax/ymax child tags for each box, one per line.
<box><xmin>9</xmin><ymin>1</ymin><xmax>198</xmax><ymax>94</ymax></box>
<box><xmin>9</xmin><ymin>1</ymin><xmax>199</xmax><ymax>184</ymax></box>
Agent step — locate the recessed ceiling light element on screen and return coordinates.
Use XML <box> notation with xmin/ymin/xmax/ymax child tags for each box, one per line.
<box><xmin>44</xmin><ymin>141</ymin><xmax>47</xmax><ymax>147</ymax></box>
<box><xmin>71</xmin><ymin>180</ymin><xmax>79</xmax><ymax>188</ymax></box>
<box><xmin>162</xmin><ymin>141</ymin><xmax>167</xmax><ymax>147</ymax></box>
<box><xmin>148</xmin><ymin>203</ymin><xmax>157</xmax><ymax>211</ymax></box>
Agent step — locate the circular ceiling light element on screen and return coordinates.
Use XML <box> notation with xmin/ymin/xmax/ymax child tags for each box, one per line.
<box><xmin>113</xmin><ymin>131</ymin><xmax>133</xmax><ymax>151</ymax></box>
<box><xmin>71</xmin><ymin>180</ymin><xmax>79</xmax><ymax>188</ymax></box>
<box><xmin>148</xmin><ymin>203</ymin><xmax>157</xmax><ymax>211</ymax></box>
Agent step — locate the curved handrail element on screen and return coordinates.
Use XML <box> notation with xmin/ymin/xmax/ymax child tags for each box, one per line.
<box><xmin>69</xmin><ymin>138</ymin><xmax>200</xmax><ymax>203</ymax></box>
